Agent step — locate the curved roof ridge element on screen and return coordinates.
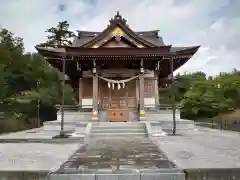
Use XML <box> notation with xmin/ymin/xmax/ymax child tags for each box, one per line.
<box><xmin>76</xmin><ymin>30</ymin><xmax>100</xmax><ymax>33</ymax></box>
<box><xmin>76</xmin><ymin>30</ymin><xmax>160</xmax><ymax>35</ymax></box>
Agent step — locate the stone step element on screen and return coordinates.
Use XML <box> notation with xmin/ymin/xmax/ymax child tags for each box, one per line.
<box><xmin>92</xmin><ymin>123</ymin><xmax>145</xmax><ymax>128</ymax></box>
<box><xmin>92</xmin><ymin>128</ymin><xmax>146</xmax><ymax>133</ymax></box>
<box><xmin>92</xmin><ymin>126</ymin><xmax>145</xmax><ymax>130</ymax></box>
<box><xmin>91</xmin><ymin>132</ymin><xmax>147</xmax><ymax>137</ymax></box>
<box><xmin>90</xmin><ymin>122</ymin><xmax>147</xmax><ymax>137</ymax></box>
<box><xmin>50</xmin><ymin>172</ymin><xmax>185</xmax><ymax>180</ymax></box>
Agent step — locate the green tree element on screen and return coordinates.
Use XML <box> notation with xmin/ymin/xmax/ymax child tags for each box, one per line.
<box><xmin>180</xmin><ymin>72</ymin><xmax>240</xmax><ymax>119</ymax></box>
<box><xmin>0</xmin><ymin>28</ymin><xmax>77</xmax><ymax>133</ymax></box>
<box><xmin>38</xmin><ymin>21</ymin><xmax>75</xmax><ymax>47</ymax></box>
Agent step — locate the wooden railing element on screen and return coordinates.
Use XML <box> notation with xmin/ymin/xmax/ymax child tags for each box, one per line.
<box><xmin>55</xmin><ymin>104</ymin><xmax>93</xmax><ymax>112</ymax></box>
<box><xmin>99</xmin><ymin>97</ymin><xmax>137</xmax><ymax>109</ymax></box>
<box><xmin>55</xmin><ymin>103</ymin><xmax>180</xmax><ymax>111</ymax></box>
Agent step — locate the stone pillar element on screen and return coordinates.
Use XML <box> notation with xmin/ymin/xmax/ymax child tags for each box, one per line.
<box><xmin>78</xmin><ymin>77</ymin><xmax>82</xmax><ymax>111</ymax></box>
<box><xmin>139</xmin><ymin>65</ymin><xmax>145</xmax><ymax>120</ymax></box>
<box><xmin>92</xmin><ymin>73</ymin><xmax>99</xmax><ymax>121</ymax></box>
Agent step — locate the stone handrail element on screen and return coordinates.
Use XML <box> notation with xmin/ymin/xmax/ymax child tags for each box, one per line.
<box><xmin>84</xmin><ymin>123</ymin><xmax>92</xmax><ymax>145</ymax></box>
<box><xmin>144</xmin><ymin>122</ymin><xmax>153</xmax><ymax>139</ymax></box>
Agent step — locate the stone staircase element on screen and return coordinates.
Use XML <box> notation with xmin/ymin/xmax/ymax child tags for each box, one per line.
<box><xmin>50</xmin><ymin>137</ymin><xmax>185</xmax><ymax>180</ymax></box>
<box><xmin>145</xmin><ymin>109</ymin><xmax>195</xmax><ymax>134</ymax></box>
<box><xmin>57</xmin><ymin>111</ymin><xmax>92</xmax><ymax>122</ymax></box>
<box><xmin>145</xmin><ymin>109</ymin><xmax>181</xmax><ymax>121</ymax></box>
<box><xmin>90</xmin><ymin>122</ymin><xmax>147</xmax><ymax>138</ymax></box>
<box><xmin>43</xmin><ymin>111</ymin><xmax>92</xmax><ymax>132</ymax></box>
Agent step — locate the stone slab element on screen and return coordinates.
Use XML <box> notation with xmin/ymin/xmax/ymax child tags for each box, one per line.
<box><xmin>50</xmin><ymin>173</ymin><xmax>185</xmax><ymax>180</ymax></box>
<box><xmin>50</xmin><ymin>174</ymin><xmax>95</xmax><ymax>180</ymax></box>
<box><xmin>0</xmin><ymin>124</ymin><xmax>87</xmax><ymax>141</ymax></box>
<box><xmin>184</xmin><ymin>168</ymin><xmax>240</xmax><ymax>180</ymax></box>
<box><xmin>0</xmin><ymin>143</ymin><xmax>80</xmax><ymax>171</ymax></box>
<box><xmin>0</xmin><ymin>128</ymin><xmax>59</xmax><ymax>140</ymax></box>
<box><xmin>0</xmin><ymin>171</ymin><xmax>49</xmax><ymax>180</ymax></box>
<box><xmin>153</xmin><ymin>127</ymin><xmax>240</xmax><ymax>169</ymax></box>
<box><xmin>141</xmin><ymin>173</ymin><xmax>185</xmax><ymax>180</ymax></box>
<box><xmin>96</xmin><ymin>174</ymin><xmax>140</xmax><ymax>180</ymax></box>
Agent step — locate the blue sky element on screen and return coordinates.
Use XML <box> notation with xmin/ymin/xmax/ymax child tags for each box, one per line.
<box><xmin>0</xmin><ymin>0</ymin><xmax>239</xmax><ymax>76</ymax></box>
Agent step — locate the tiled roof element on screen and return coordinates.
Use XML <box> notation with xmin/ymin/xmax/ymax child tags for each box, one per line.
<box><xmin>73</xmin><ymin>30</ymin><xmax>165</xmax><ymax>47</ymax></box>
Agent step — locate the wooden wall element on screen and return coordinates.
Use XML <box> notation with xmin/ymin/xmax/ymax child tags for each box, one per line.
<box><xmin>82</xmin><ymin>78</ymin><xmax>93</xmax><ymax>98</ymax></box>
<box><xmin>80</xmin><ymin>74</ymin><xmax>156</xmax><ymax>107</ymax></box>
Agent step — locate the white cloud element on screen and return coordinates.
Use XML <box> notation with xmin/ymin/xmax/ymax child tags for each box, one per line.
<box><xmin>0</xmin><ymin>0</ymin><xmax>239</xmax><ymax>76</ymax></box>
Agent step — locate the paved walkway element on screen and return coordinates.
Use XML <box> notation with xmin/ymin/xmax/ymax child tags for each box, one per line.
<box><xmin>153</xmin><ymin>127</ymin><xmax>240</xmax><ymax>169</ymax></box>
<box><xmin>0</xmin><ymin>143</ymin><xmax>80</xmax><ymax>171</ymax></box>
<box><xmin>56</xmin><ymin>137</ymin><xmax>176</xmax><ymax>173</ymax></box>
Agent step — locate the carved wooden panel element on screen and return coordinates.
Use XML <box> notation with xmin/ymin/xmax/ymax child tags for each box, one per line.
<box><xmin>110</xmin><ymin>85</ymin><xmax>125</xmax><ymax>108</ymax></box>
<box><xmin>144</xmin><ymin>78</ymin><xmax>155</xmax><ymax>97</ymax></box>
<box><xmin>127</xmin><ymin>79</ymin><xmax>136</xmax><ymax>97</ymax></box>
<box><xmin>99</xmin><ymin>79</ymin><xmax>137</xmax><ymax>109</ymax></box>
<box><xmin>102</xmin><ymin>39</ymin><xmax>132</xmax><ymax>48</ymax></box>
<box><xmin>108</xmin><ymin>109</ymin><xmax>129</xmax><ymax>122</ymax></box>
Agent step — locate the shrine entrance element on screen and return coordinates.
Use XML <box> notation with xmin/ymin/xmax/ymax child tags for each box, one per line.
<box><xmin>99</xmin><ymin>78</ymin><xmax>138</xmax><ymax>122</ymax></box>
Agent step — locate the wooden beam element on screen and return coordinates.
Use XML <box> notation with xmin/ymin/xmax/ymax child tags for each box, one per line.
<box><xmin>65</xmin><ymin>47</ymin><xmax>171</xmax><ymax>56</ymax></box>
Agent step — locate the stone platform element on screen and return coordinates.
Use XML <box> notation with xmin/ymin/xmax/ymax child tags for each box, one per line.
<box><xmin>51</xmin><ymin>137</ymin><xmax>184</xmax><ymax>180</ymax></box>
<box><xmin>0</xmin><ymin>120</ymin><xmax>240</xmax><ymax>179</ymax></box>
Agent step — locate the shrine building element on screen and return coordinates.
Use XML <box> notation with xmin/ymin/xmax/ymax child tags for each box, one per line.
<box><xmin>36</xmin><ymin>12</ymin><xmax>200</xmax><ymax>122</ymax></box>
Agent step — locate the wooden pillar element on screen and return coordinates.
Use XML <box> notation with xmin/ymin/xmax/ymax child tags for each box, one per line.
<box><xmin>139</xmin><ymin>63</ymin><xmax>145</xmax><ymax>120</ymax></box>
<box><xmin>154</xmin><ymin>72</ymin><xmax>159</xmax><ymax>108</ymax></box>
<box><xmin>139</xmin><ymin>74</ymin><xmax>144</xmax><ymax>110</ymax></box>
<box><xmin>92</xmin><ymin>74</ymin><xmax>99</xmax><ymax>120</ymax></box>
<box><xmin>136</xmin><ymin>79</ymin><xmax>139</xmax><ymax>103</ymax></box>
<box><xmin>60</xmin><ymin>56</ymin><xmax>66</xmax><ymax>136</ymax></box>
<box><xmin>78</xmin><ymin>77</ymin><xmax>82</xmax><ymax>111</ymax></box>
<box><xmin>170</xmin><ymin>57</ymin><xmax>176</xmax><ymax>135</ymax></box>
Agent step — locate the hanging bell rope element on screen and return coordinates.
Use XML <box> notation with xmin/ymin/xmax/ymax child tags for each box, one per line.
<box><xmin>96</xmin><ymin>74</ymin><xmax>140</xmax><ymax>90</ymax></box>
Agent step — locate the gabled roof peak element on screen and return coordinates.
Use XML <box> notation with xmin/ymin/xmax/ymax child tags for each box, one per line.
<box><xmin>109</xmin><ymin>11</ymin><xmax>127</xmax><ymax>25</ymax></box>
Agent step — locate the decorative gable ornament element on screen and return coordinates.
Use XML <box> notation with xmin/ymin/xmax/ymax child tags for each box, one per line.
<box><xmin>111</xmin><ymin>27</ymin><xmax>125</xmax><ymax>37</ymax></box>
<box><xmin>109</xmin><ymin>11</ymin><xmax>127</xmax><ymax>25</ymax></box>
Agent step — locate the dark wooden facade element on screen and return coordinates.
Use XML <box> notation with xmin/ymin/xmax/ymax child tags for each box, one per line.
<box><xmin>36</xmin><ymin>12</ymin><xmax>199</xmax><ymax>121</ymax></box>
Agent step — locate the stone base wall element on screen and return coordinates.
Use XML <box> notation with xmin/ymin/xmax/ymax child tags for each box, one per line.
<box><xmin>0</xmin><ymin>171</ymin><xmax>49</xmax><ymax>180</ymax></box>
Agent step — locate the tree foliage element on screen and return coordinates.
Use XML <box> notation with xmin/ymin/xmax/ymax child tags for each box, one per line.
<box><xmin>37</xmin><ymin>21</ymin><xmax>75</xmax><ymax>47</ymax></box>
<box><xmin>176</xmin><ymin>71</ymin><xmax>240</xmax><ymax>119</ymax></box>
<box><xmin>0</xmin><ymin>28</ymin><xmax>76</xmax><ymax>133</ymax></box>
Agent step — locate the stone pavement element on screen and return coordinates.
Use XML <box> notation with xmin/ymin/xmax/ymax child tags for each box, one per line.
<box><xmin>0</xmin><ymin>143</ymin><xmax>80</xmax><ymax>171</ymax></box>
<box><xmin>56</xmin><ymin>137</ymin><xmax>176</xmax><ymax>173</ymax></box>
<box><xmin>153</xmin><ymin>127</ymin><xmax>240</xmax><ymax>169</ymax></box>
<box><xmin>0</xmin><ymin>127</ymin><xmax>60</xmax><ymax>140</ymax></box>
<box><xmin>51</xmin><ymin>137</ymin><xmax>185</xmax><ymax>180</ymax></box>
<box><xmin>0</xmin><ymin>123</ymin><xmax>240</xmax><ymax>179</ymax></box>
